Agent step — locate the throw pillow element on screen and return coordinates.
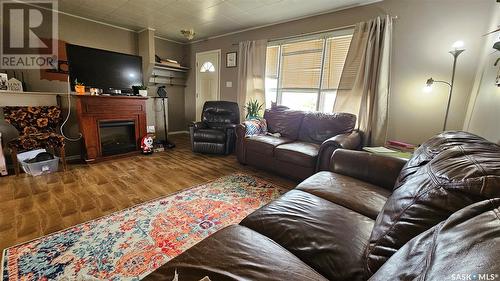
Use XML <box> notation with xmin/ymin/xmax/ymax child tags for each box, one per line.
<box><xmin>244</xmin><ymin>119</ymin><xmax>267</xmax><ymax>137</ymax></box>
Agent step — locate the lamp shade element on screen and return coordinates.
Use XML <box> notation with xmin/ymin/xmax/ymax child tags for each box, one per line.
<box><xmin>452</xmin><ymin>40</ymin><xmax>465</xmax><ymax>50</ymax></box>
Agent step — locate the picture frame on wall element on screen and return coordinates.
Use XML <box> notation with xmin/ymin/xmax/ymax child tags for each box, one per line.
<box><xmin>0</xmin><ymin>73</ymin><xmax>8</xmax><ymax>90</ymax></box>
<box><xmin>226</xmin><ymin>52</ymin><xmax>237</xmax><ymax>68</ymax></box>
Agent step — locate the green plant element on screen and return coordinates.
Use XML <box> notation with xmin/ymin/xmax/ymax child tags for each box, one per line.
<box><xmin>245</xmin><ymin>99</ymin><xmax>263</xmax><ymax>119</ymax></box>
<box><xmin>74</xmin><ymin>79</ymin><xmax>84</xmax><ymax>86</ymax></box>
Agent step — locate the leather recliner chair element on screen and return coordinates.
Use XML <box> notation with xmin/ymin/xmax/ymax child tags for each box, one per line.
<box><xmin>189</xmin><ymin>101</ymin><xmax>240</xmax><ymax>155</ymax></box>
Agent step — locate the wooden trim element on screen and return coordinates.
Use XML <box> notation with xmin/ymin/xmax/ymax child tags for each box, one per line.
<box><xmin>75</xmin><ymin>95</ymin><xmax>147</xmax><ymax>162</ymax></box>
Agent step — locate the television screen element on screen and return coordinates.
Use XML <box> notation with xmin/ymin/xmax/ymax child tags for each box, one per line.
<box><xmin>66</xmin><ymin>44</ymin><xmax>143</xmax><ymax>92</ymax></box>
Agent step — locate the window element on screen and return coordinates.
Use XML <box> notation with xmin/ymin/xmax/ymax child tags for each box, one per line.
<box><xmin>200</xmin><ymin>61</ymin><xmax>215</xmax><ymax>72</ymax></box>
<box><xmin>265</xmin><ymin>30</ymin><xmax>353</xmax><ymax>112</ymax></box>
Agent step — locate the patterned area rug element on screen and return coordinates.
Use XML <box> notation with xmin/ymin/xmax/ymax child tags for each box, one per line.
<box><xmin>1</xmin><ymin>173</ymin><xmax>286</xmax><ymax>281</ymax></box>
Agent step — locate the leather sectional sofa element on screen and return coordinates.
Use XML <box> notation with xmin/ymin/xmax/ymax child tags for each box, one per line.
<box><xmin>145</xmin><ymin>131</ymin><xmax>500</xmax><ymax>280</ymax></box>
<box><xmin>236</xmin><ymin>107</ymin><xmax>361</xmax><ymax>180</ymax></box>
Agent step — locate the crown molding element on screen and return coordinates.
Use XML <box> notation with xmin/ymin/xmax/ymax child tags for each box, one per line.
<box><xmin>154</xmin><ymin>35</ymin><xmax>187</xmax><ymax>45</ymax></box>
<box><xmin>137</xmin><ymin>27</ymin><xmax>156</xmax><ymax>33</ymax></box>
<box><xmin>187</xmin><ymin>0</ymin><xmax>383</xmax><ymax>44</ymax></box>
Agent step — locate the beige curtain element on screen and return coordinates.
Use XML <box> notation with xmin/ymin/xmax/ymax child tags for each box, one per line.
<box><xmin>237</xmin><ymin>39</ymin><xmax>267</xmax><ymax>121</ymax></box>
<box><xmin>333</xmin><ymin>15</ymin><xmax>392</xmax><ymax>146</ymax></box>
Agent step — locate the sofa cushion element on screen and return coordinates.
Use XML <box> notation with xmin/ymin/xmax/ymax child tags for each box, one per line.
<box><xmin>366</xmin><ymin>131</ymin><xmax>500</xmax><ymax>275</ymax></box>
<box><xmin>264</xmin><ymin>108</ymin><xmax>305</xmax><ymax>139</ymax></box>
<box><xmin>241</xmin><ymin>190</ymin><xmax>374</xmax><ymax>281</ymax></box>
<box><xmin>192</xmin><ymin>128</ymin><xmax>226</xmax><ymax>143</ymax></box>
<box><xmin>368</xmin><ymin>199</ymin><xmax>500</xmax><ymax>281</ymax></box>
<box><xmin>297</xmin><ymin>171</ymin><xmax>391</xmax><ymax>219</ymax></box>
<box><xmin>298</xmin><ymin>112</ymin><xmax>356</xmax><ymax>144</ymax></box>
<box><xmin>143</xmin><ymin>225</ymin><xmax>327</xmax><ymax>281</ymax></box>
<box><xmin>8</xmin><ymin>132</ymin><xmax>65</xmax><ymax>151</ymax></box>
<box><xmin>245</xmin><ymin>135</ymin><xmax>293</xmax><ymax>156</ymax></box>
<box><xmin>275</xmin><ymin>141</ymin><xmax>320</xmax><ymax>168</ymax></box>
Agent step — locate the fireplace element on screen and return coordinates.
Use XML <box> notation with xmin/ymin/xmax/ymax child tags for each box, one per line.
<box><xmin>75</xmin><ymin>95</ymin><xmax>147</xmax><ymax>162</ymax></box>
<box><xmin>99</xmin><ymin>120</ymin><xmax>137</xmax><ymax>156</ymax></box>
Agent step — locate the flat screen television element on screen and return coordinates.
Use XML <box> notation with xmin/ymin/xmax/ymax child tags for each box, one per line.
<box><xmin>66</xmin><ymin>44</ymin><xmax>143</xmax><ymax>92</ymax></box>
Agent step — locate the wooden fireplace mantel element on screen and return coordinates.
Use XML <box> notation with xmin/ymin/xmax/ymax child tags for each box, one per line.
<box><xmin>75</xmin><ymin>95</ymin><xmax>148</xmax><ymax>162</ymax></box>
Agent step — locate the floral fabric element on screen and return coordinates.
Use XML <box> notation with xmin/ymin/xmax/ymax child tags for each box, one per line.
<box><xmin>2</xmin><ymin>106</ymin><xmax>65</xmax><ymax>151</ymax></box>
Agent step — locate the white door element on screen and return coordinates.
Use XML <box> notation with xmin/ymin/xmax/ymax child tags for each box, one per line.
<box><xmin>196</xmin><ymin>50</ymin><xmax>220</xmax><ymax>121</ymax></box>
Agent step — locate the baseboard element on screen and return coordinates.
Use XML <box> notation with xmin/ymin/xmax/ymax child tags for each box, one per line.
<box><xmin>168</xmin><ymin>131</ymin><xmax>189</xmax><ymax>135</ymax></box>
<box><xmin>62</xmin><ymin>133</ymin><xmax>187</xmax><ymax>162</ymax></box>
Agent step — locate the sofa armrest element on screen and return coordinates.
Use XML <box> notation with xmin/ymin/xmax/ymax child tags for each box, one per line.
<box><xmin>329</xmin><ymin>149</ymin><xmax>407</xmax><ymax>191</ymax></box>
<box><xmin>236</xmin><ymin>124</ymin><xmax>247</xmax><ymax>163</ymax></box>
<box><xmin>224</xmin><ymin>124</ymin><xmax>238</xmax><ymax>154</ymax></box>
<box><xmin>222</xmin><ymin>123</ymin><xmax>237</xmax><ymax>130</ymax></box>
<box><xmin>189</xmin><ymin>122</ymin><xmax>207</xmax><ymax>151</ymax></box>
<box><xmin>189</xmin><ymin>121</ymin><xmax>207</xmax><ymax>130</ymax></box>
<box><xmin>236</xmin><ymin>124</ymin><xmax>246</xmax><ymax>140</ymax></box>
<box><xmin>317</xmin><ymin>130</ymin><xmax>361</xmax><ymax>171</ymax></box>
<box><xmin>328</xmin><ymin>130</ymin><xmax>362</xmax><ymax>149</ymax></box>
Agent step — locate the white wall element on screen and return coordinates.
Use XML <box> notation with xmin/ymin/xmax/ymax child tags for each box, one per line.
<box><xmin>463</xmin><ymin>6</ymin><xmax>500</xmax><ymax>144</ymax></box>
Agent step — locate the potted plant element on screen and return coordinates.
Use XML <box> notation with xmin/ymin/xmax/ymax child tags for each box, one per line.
<box><xmin>245</xmin><ymin>99</ymin><xmax>263</xmax><ymax>120</ymax></box>
<box><xmin>74</xmin><ymin>79</ymin><xmax>85</xmax><ymax>95</ymax></box>
<box><xmin>133</xmin><ymin>85</ymin><xmax>148</xmax><ymax>97</ymax></box>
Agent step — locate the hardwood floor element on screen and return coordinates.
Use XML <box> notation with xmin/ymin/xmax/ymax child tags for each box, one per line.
<box><xmin>0</xmin><ymin>134</ymin><xmax>296</xmax><ymax>254</ymax></box>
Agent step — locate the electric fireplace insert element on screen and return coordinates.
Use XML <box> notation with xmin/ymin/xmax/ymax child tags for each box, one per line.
<box><xmin>99</xmin><ymin>120</ymin><xmax>137</xmax><ymax>156</ymax></box>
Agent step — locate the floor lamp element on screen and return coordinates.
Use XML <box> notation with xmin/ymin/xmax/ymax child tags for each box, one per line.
<box><xmin>423</xmin><ymin>41</ymin><xmax>465</xmax><ymax>131</ymax></box>
<box><xmin>155</xmin><ymin>86</ymin><xmax>175</xmax><ymax>149</ymax></box>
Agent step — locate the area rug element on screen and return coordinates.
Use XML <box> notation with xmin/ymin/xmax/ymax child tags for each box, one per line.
<box><xmin>1</xmin><ymin>173</ymin><xmax>287</xmax><ymax>281</ymax></box>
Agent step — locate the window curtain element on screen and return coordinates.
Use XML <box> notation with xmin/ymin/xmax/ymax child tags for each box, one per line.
<box><xmin>237</xmin><ymin>39</ymin><xmax>268</xmax><ymax>121</ymax></box>
<box><xmin>333</xmin><ymin>15</ymin><xmax>392</xmax><ymax>146</ymax></box>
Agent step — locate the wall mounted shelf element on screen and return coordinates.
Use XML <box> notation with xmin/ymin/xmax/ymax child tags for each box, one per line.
<box><xmin>138</xmin><ymin>29</ymin><xmax>188</xmax><ymax>88</ymax></box>
<box><xmin>153</xmin><ymin>63</ymin><xmax>189</xmax><ymax>72</ymax></box>
<box><xmin>150</xmin><ymin>64</ymin><xmax>187</xmax><ymax>87</ymax></box>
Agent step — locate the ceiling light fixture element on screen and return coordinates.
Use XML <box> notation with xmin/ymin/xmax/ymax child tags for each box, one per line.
<box><xmin>180</xmin><ymin>29</ymin><xmax>196</xmax><ymax>40</ymax></box>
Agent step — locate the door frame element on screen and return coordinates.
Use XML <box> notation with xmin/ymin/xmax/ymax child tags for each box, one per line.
<box><xmin>195</xmin><ymin>49</ymin><xmax>221</xmax><ymax>120</ymax></box>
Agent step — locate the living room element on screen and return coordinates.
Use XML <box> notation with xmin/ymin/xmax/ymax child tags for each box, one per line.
<box><xmin>0</xmin><ymin>0</ymin><xmax>499</xmax><ymax>280</ymax></box>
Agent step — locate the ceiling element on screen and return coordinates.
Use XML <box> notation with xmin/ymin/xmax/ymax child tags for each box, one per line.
<box><xmin>56</xmin><ymin>0</ymin><xmax>380</xmax><ymax>43</ymax></box>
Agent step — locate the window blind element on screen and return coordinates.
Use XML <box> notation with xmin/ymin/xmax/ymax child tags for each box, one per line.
<box><xmin>264</xmin><ymin>29</ymin><xmax>353</xmax><ymax>112</ymax></box>
<box><xmin>281</xmin><ymin>39</ymin><xmax>323</xmax><ymax>89</ymax></box>
<box><xmin>322</xmin><ymin>35</ymin><xmax>352</xmax><ymax>90</ymax></box>
<box><xmin>266</xmin><ymin>46</ymin><xmax>279</xmax><ymax>79</ymax></box>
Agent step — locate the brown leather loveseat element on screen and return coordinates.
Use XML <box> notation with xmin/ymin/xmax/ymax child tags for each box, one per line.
<box><xmin>146</xmin><ymin>131</ymin><xmax>500</xmax><ymax>281</ymax></box>
<box><xmin>236</xmin><ymin>107</ymin><xmax>361</xmax><ymax>180</ymax></box>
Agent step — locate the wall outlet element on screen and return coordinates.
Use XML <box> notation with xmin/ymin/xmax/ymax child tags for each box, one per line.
<box><xmin>147</xmin><ymin>126</ymin><xmax>156</xmax><ymax>133</ymax></box>
<box><xmin>226</xmin><ymin>81</ymin><xmax>232</xmax><ymax>88</ymax></box>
